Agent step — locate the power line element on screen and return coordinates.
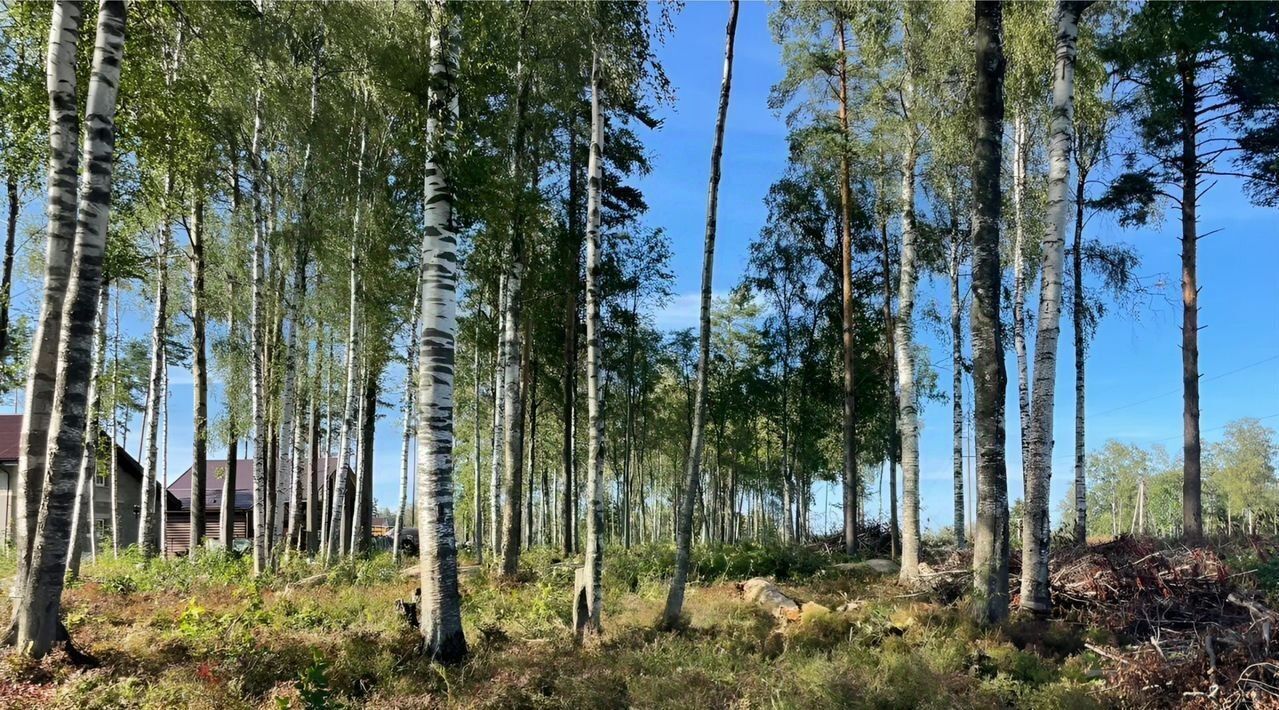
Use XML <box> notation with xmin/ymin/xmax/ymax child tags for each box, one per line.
<box><xmin>1088</xmin><ymin>353</ymin><xmax>1279</xmax><ymax>419</ymax></box>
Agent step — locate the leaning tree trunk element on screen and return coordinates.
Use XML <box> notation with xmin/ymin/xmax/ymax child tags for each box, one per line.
<box><xmin>574</xmin><ymin>49</ymin><xmax>605</xmax><ymax>640</ymax></box>
<box><xmin>139</xmin><ymin>216</ymin><xmax>171</xmax><ymax>557</ymax></box>
<box><xmin>1020</xmin><ymin>0</ymin><xmax>1090</xmax><ymax>616</ymax></box>
<box><xmin>190</xmin><ymin>199</ymin><xmax>207</xmax><ymax>555</ymax></box>
<box><xmin>417</xmin><ymin>1</ymin><xmax>467</xmax><ymax>663</ymax></box>
<box><xmin>67</xmin><ymin>281</ymin><xmax>108</xmax><ymax>578</ymax></box>
<box><xmin>836</xmin><ymin>21</ymin><xmax>858</xmax><ymax>557</ymax></box>
<box><xmin>662</xmin><ymin>0</ymin><xmax>737</xmax><ymax>630</ymax></box>
<box><xmin>1178</xmin><ymin>54</ymin><xmax>1202</xmax><ymax>541</ymax></box>
<box><xmin>327</xmin><ymin>123</ymin><xmax>365</xmax><ymax>563</ymax></box>
<box><xmin>11</xmin><ymin>0</ymin><xmax>82</xmax><ymax>618</ymax></box>
<box><xmin>970</xmin><ymin>0</ymin><xmax>1010</xmax><ymax>626</ymax></box>
<box><xmin>13</xmin><ymin>0</ymin><xmax>125</xmax><ymax>657</ymax></box>
<box><xmin>897</xmin><ymin>112</ymin><xmax>922</xmax><ymax>583</ymax></box>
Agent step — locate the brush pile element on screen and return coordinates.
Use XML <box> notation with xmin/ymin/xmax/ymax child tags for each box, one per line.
<box><xmin>1047</xmin><ymin>536</ymin><xmax>1233</xmax><ymax>635</ymax></box>
<box><xmin>914</xmin><ymin>535</ymin><xmax>1279</xmax><ymax>705</ymax></box>
<box><xmin>1047</xmin><ymin>536</ymin><xmax>1278</xmax><ymax>707</ymax></box>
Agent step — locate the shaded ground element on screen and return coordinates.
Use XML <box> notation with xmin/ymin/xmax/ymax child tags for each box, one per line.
<box><xmin>0</xmin><ymin>538</ymin><xmax>1275</xmax><ymax>709</ymax></box>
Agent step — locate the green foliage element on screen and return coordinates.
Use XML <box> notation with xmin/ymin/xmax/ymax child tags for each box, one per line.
<box><xmin>323</xmin><ymin>552</ymin><xmax>400</xmax><ymax>588</ymax></box>
<box><xmin>295</xmin><ymin>652</ymin><xmax>336</xmax><ymax>710</ymax></box>
<box><xmin>606</xmin><ymin>542</ymin><xmax>836</xmax><ymax>590</ymax></box>
<box><xmin>86</xmin><ymin>548</ymin><xmax>252</xmax><ymax>595</ymax></box>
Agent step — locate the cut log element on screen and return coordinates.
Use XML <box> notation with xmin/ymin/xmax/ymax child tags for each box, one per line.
<box><xmin>740</xmin><ymin>577</ymin><xmax>800</xmax><ymax>620</ymax></box>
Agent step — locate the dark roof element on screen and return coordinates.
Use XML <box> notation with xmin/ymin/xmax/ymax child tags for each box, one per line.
<box><xmin>168</xmin><ymin>457</ymin><xmax>347</xmax><ymax>511</ymax></box>
<box><xmin>0</xmin><ymin>414</ymin><xmax>21</xmax><ymax>461</ymax></box>
<box><xmin>0</xmin><ymin>414</ymin><xmax>145</xmax><ymax>482</ymax></box>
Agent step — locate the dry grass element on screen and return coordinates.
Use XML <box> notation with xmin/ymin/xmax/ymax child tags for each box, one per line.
<box><xmin>0</xmin><ymin>546</ymin><xmax>1135</xmax><ymax>709</ymax></box>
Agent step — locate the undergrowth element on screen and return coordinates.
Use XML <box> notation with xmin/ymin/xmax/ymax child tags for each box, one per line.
<box><xmin>0</xmin><ymin>542</ymin><xmax>1122</xmax><ymax>708</ymax></box>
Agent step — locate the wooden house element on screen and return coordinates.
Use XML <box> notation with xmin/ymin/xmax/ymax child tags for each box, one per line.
<box><xmin>163</xmin><ymin>456</ymin><xmax>352</xmax><ymax>556</ymax></box>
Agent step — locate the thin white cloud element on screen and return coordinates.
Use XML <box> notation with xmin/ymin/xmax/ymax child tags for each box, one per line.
<box><xmin>651</xmin><ymin>291</ymin><xmax>714</xmax><ymax>332</ymax></box>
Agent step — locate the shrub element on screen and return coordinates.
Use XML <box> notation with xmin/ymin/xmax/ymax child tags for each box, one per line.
<box><xmin>605</xmin><ymin>542</ymin><xmax>833</xmax><ymax>589</ymax></box>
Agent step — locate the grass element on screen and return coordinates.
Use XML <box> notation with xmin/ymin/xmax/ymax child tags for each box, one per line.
<box><xmin>0</xmin><ymin>543</ymin><xmax>1116</xmax><ymax>709</ymax></box>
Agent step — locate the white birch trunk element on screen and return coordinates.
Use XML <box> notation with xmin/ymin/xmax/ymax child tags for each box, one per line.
<box><xmin>1020</xmin><ymin>0</ymin><xmax>1090</xmax><ymax>615</ymax></box>
<box><xmin>489</xmin><ymin>278</ymin><xmax>505</xmax><ymax>558</ymax></box>
<box><xmin>160</xmin><ymin>352</ymin><xmax>169</xmax><ymax>555</ymax></box>
<box><xmin>897</xmin><ymin>119</ymin><xmax>922</xmax><ymax>582</ymax></box>
<box><xmin>274</xmin><ymin>243</ymin><xmax>304</xmax><ymax>558</ymax></box>
<box><xmin>67</xmin><ymin>282</ymin><xmax>108</xmax><ymax>577</ymax></box>
<box><xmin>326</xmin><ymin>123</ymin><xmax>365</xmax><ymax>562</ymax></box>
<box><xmin>417</xmin><ymin>1</ymin><xmax>467</xmax><ymax>662</ymax></box>
<box><xmin>14</xmin><ymin>0</ymin><xmax>125</xmax><ymax>656</ymax></box>
<box><xmin>249</xmin><ymin>86</ymin><xmax>269</xmax><ymax>575</ymax></box>
<box><xmin>318</xmin><ymin>339</ymin><xmax>334</xmax><ymax>554</ymax></box>
<box><xmin>662</xmin><ymin>0</ymin><xmax>737</xmax><ymax>629</ymax></box>
<box><xmin>393</xmin><ymin>266</ymin><xmax>422</xmax><ymax>560</ymax></box>
<box><xmin>499</xmin><ymin>28</ymin><xmax>534</xmax><ymax>576</ymax></box>
<box><xmin>11</xmin><ymin>0</ymin><xmax>82</xmax><ymax>615</ymax></box>
<box><xmin>139</xmin><ymin>224</ymin><xmax>170</xmax><ymax>557</ymax></box>
<box><xmin>1012</xmin><ymin>115</ymin><xmax>1031</xmax><ymax>474</ymax></box>
<box><xmin>574</xmin><ymin>49</ymin><xmax>605</xmax><ymax>640</ymax></box>
<box><xmin>349</xmin><ymin>357</ymin><xmax>368</xmax><ymax>554</ymax></box>
<box><xmin>949</xmin><ymin>228</ymin><xmax>965</xmax><ymax>549</ymax></box>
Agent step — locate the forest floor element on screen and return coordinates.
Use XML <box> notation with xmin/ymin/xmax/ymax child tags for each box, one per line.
<box><xmin>0</xmin><ymin>536</ymin><xmax>1277</xmax><ymax>709</ymax></box>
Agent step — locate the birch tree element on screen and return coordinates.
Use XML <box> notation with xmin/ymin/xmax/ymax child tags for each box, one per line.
<box><xmin>138</xmin><ymin>229</ymin><xmax>171</xmax><ymax>557</ymax></box>
<box><xmin>661</xmin><ymin>0</ymin><xmax>737</xmax><ymax>631</ymax></box>
<box><xmin>10</xmin><ymin>0</ymin><xmax>81</xmax><ymax>616</ymax></box>
<box><xmin>573</xmin><ymin>47</ymin><xmax>605</xmax><ymax>640</ymax></box>
<box><xmin>249</xmin><ymin>85</ymin><xmax>269</xmax><ymax>574</ymax></box>
<box><xmin>417</xmin><ymin>0</ymin><xmax>467</xmax><ymax>663</ymax></box>
<box><xmin>327</xmin><ymin>120</ymin><xmax>365</xmax><ymax>562</ymax></box>
<box><xmin>189</xmin><ymin>199</ymin><xmax>207</xmax><ymax>554</ymax></box>
<box><xmin>393</xmin><ymin>268</ymin><xmax>421</xmax><ymax>560</ymax></box>
<box><xmin>499</xmin><ymin>3</ymin><xmax>534</xmax><ymax>577</ymax></box>
<box><xmin>1020</xmin><ymin>0</ymin><xmax>1092</xmax><ymax>616</ymax></box>
<box><xmin>13</xmin><ymin>0</ymin><xmax>126</xmax><ymax>656</ymax></box>
<box><xmin>894</xmin><ymin>7</ymin><xmax>922</xmax><ymax>581</ymax></box>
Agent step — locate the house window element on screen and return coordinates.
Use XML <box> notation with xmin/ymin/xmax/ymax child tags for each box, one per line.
<box><xmin>95</xmin><ymin>518</ymin><xmax>107</xmax><ymax>538</ymax></box>
<box><xmin>95</xmin><ymin>469</ymin><xmax>107</xmax><ymax>487</ymax></box>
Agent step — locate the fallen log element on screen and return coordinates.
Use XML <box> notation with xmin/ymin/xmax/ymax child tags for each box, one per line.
<box><xmin>739</xmin><ymin>578</ymin><xmax>800</xmax><ymax>620</ymax></box>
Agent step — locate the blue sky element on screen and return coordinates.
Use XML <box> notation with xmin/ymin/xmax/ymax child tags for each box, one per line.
<box><xmin>6</xmin><ymin>1</ymin><xmax>1276</xmax><ymax>533</ymax></box>
<box><xmin>635</xmin><ymin>2</ymin><xmax>1279</xmax><ymax>533</ymax></box>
